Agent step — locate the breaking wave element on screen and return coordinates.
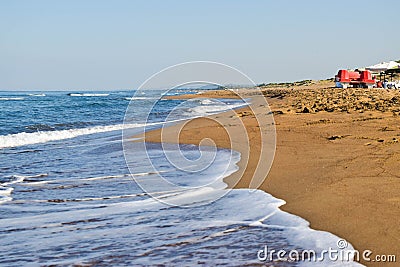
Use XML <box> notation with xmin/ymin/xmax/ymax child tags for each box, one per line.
<box><xmin>0</xmin><ymin>123</ymin><xmax>148</xmax><ymax>149</ymax></box>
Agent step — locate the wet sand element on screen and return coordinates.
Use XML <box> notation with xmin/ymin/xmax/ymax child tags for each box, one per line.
<box><xmin>142</xmin><ymin>81</ymin><xmax>400</xmax><ymax>266</ymax></box>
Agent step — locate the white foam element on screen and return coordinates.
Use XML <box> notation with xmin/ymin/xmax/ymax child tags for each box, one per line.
<box><xmin>0</xmin><ymin>196</ymin><xmax>12</xmax><ymax>204</ymax></box>
<box><xmin>0</xmin><ymin>186</ymin><xmax>15</xmax><ymax>205</ymax></box>
<box><xmin>0</xmin><ymin>174</ymin><xmax>32</xmax><ymax>205</ymax></box>
<box><xmin>0</xmin><ymin>115</ymin><xmax>190</xmax><ymax>149</ymax></box>
<box><xmin>181</xmin><ymin>97</ymin><xmax>246</xmax><ymax>117</ymax></box>
<box><xmin>186</xmin><ymin>102</ymin><xmax>245</xmax><ymax>116</ymax></box>
<box><xmin>0</xmin><ymin>97</ymin><xmax>25</xmax><ymax>101</ymax></box>
<box><xmin>126</xmin><ymin>97</ymin><xmax>156</xmax><ymax>100</ymax></box>
<box><xmin>69</xmin><ymin>93</ymin><xmax>109</xmax><ymax>97</ymax></box>
<box><xmin>21</xmin><ymin>181</ymin><xmax>50</xmax><ymax>186</ymax></box>
<box><xmin>28</xmin><ymin>93</ymin><xmax>46</xmax><ymax>97</ymax></box>
<box><xmin>2</xmin><ymin>175</ymin><xmax>26</xmax><ymax>186</ymax></box>
<box><xmin>198</xmin><ymin>99</ymin><xmax>218</xmax><ymax>105</ymax></box>
<box><xmin>0</xmin><ymin>187</ymin><xmax>13</xmax><ymax>196</ymax></box>
<box><xmin>2</xmin><ymin>173</ymin><xmax>47</xmax><ymax>186</ymax></box>
<box><xmin>0</xmin><ymin>123</ymin><xmax>149</xmax><ymax>149</ymax></box>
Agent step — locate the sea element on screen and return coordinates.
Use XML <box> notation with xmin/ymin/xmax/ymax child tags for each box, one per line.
<box><xmin>0</xmin><ymin>90</ymin><xmax>362</xmax><ymax>266</ymax></box>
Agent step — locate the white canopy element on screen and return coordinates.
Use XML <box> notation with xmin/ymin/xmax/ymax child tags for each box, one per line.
<box><xmin>366</xmin><ymin>61</ymin><xmax>400</xmax><ymax>73</ymax></box>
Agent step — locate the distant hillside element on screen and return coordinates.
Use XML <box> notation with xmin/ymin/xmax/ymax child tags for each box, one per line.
<box><xmin>199</xmin><ymin>84</ymin><xmax>223</xmax><ymax>90</ymax></box>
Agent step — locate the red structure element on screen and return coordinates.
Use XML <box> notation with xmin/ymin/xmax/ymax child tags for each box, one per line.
<box><xmin>335</xmin><ymin>69</ymin><xmax>375</xmax><ymax>89</ymax></box>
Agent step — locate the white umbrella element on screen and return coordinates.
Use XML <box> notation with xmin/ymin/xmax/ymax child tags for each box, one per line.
<box><xmin>366</xmin><ymin>61</ymin><xmax>400</xmax><ymax>72</ymax></box>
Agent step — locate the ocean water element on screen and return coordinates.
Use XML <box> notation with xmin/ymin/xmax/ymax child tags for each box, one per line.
<box><xmin>0</xmin><ymin>90</ymin><xmax>361</xmax><ymax>266</ymax></box>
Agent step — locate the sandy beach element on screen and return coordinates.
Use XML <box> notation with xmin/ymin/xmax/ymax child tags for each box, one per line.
<box><xmin>143</xmin><ymin>81</ymin><xmax>400</xmax><ymax>266</ymax></box>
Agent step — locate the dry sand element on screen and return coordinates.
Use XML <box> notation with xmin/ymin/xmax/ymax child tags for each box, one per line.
<box><xmin>141</xmin><ymin>81</ymin><xmax>400</xmax><ymax>266</ymax></box>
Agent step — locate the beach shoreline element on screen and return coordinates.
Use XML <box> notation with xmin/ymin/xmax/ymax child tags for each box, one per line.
<box><xmin>142</xmin><ymin>82</ymin><xmax>400</xmax><ymax>266</ymax></box>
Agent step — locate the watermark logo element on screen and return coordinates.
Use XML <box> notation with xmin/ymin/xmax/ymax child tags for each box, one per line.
<box><xmin>122</xmin><ymin>61</ymin><xmax>276</xmax><ymax>207</ymax></box>
<box><xmin>257</xmin><ymin>239</ymin><xmax>396</xmax><ymax>264</ymax></box>
<box><xmin>337</xmin><ymin>238</ymin><xmax>348</xmax><ymax>249</ymax></box>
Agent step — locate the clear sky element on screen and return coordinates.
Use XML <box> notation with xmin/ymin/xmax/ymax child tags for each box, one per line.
<box><xmin>1</xmin><ymin>0</ymin><xmax>399</xmax><ymax>90</ymax></box>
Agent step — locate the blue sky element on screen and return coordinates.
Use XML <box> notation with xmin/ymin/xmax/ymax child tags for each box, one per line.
<box><xmin>0</xmin><ymin>0</ymin><xmax>399</xmax><ymax>90</ymax></box>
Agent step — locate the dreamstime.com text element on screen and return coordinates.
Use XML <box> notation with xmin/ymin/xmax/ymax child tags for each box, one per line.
<box><xmin>257</xmin><ymin>239</ymin><xmax>396</xmax><ymax>264</ymax></box>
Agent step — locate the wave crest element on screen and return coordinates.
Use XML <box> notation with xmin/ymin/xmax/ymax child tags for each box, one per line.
<box><xmin>0</xmin><ymin>123</ymin><xmax>147</xmax><ymax>149</ymax></box>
